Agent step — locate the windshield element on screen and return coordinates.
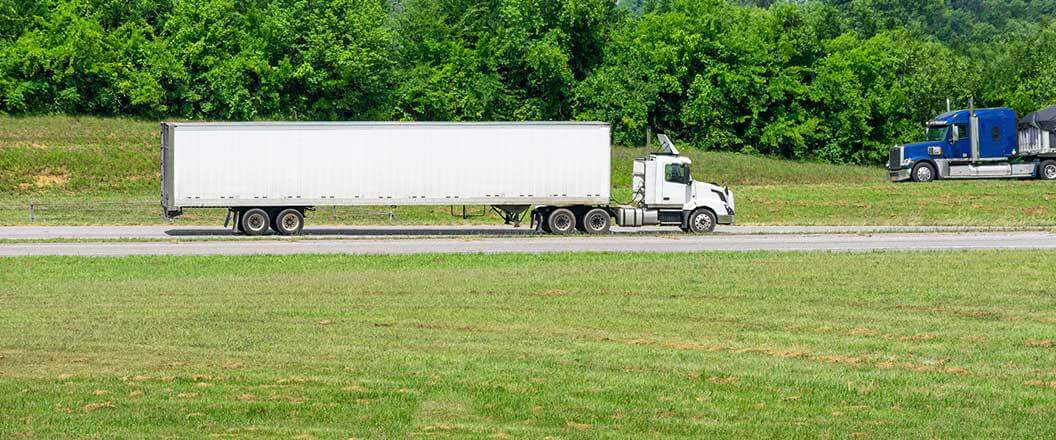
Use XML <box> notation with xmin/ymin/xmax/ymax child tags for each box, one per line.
<box><xmin>925</xmin><ymin>125</ymin><xmax>948</xmax><ymax>142</ymax></box>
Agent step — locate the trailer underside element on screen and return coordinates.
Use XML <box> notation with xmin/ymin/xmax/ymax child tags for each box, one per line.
<box><xmin>171</xmin><ymin>202</ymin><xmax>734</xmax><ymax>236</ymax></box>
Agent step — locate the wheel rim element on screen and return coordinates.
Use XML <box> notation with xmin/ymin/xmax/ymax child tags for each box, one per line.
<box><xmin>1045</xmin><ymin>164</ymin><xmax>1056</xmax><ymax>179</ymax></box>
<box><xmin>553</xmin><ymin>213</ymin><xmax>572</xmax><ymax>231</ymax></box>
<box><xmin>589</xmin><ymin>213</ymin><xmax>606</xmax><ymax>231</ymax></box>
<box><xmin>693</xmin><ymin>212</ymin><xmax>712</xmax><ymax>231</ymax></box>
<box><xmin>282</xmin><ymin>213</ymin><xmax>299</xmax><ymax>231</ymax></box>
<box><xmin>916</xmin><ymin>166</ymin><xmax>932</xmax><ymax>181</ymax></box>
<box><xmin>247</xmin><ymin>214</ymin><xmax>265</xmax><ymax>231</ymax></box>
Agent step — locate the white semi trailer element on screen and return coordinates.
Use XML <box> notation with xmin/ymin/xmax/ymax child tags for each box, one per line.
<box><xmin>161</xmin><ymin>122</ymin><xmax>735</xmax><ymax>235</ymax></box>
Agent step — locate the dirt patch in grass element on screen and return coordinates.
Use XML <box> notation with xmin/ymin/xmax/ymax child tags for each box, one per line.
<box><xmin>18</xmin><ymin>169</ymin><xmax>69</xmax><ymax>190</ymax></box>
<box><xmin>531</xmin><ymin>289</ymin><xmax>571</xmax><ymax>297</ymax></box>
<box><xmin>629</xmin><ymin>337</ymin><xmax>972</xmax><ymax>375</ymax></box>
<box><xmin>849</xmin><ymin>327</ymin><xmax>878</xmax><ymax>336</ymax></box>
<box><xmin>1024</xmin><ymin>380</ymin><xmax>1056</xmax><ymax>390</ymax></box>
<box><xmin>83</xmin><ymin>401</ymin><xmax>114</xmax><ymax>413</ymax></box>
<box><xmin>901</xmin><ymin>332</ymin><xmax>939</xmax><ymax>341</ymax></box>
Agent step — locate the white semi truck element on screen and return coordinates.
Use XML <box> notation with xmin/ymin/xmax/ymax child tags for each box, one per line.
<box><xmin>161</xmin><ymin>122</ymin><xmax>735</xmax><ymax>235</ymax></box>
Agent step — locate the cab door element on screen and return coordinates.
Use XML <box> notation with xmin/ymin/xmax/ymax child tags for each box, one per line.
<box><xmin>660</xmin><ymin>163</ymin><xmax>689</xmax><ymax>207</ymax></box>
<box><xmin>951</xmin><ymin>123</ymin><xmax>971</xmax><ymax>160</ymax></box>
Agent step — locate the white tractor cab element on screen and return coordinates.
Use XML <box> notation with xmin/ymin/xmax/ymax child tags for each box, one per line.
<box><xmin>613</xmin><ymin>134</ymin><xmax>735</xmax><ymax>232</ymax></box>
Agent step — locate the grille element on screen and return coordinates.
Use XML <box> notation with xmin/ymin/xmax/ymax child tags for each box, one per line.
<box><xmin>887</xmin><ymin>147</ymin><xmax>902</xmax><ymax>169</ymax></box>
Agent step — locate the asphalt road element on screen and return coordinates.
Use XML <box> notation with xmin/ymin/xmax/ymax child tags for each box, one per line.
<box><xmin>0</xmin><ymin>224</ymin><xmax>1036</xmax><ymax>240</ymax></box>
<box><xmin>1</xmin><ymin>226</ymin><xmax>1055</xmax><ymax>256</ymax></box>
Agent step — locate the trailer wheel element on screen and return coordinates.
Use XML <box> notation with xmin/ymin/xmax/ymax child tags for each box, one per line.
<box><xmin>547</xmin><ymin>208</ymin><xmax>577</xmax><ymax>234</ymax></box>
<box><xmin>687</xmin><ymin>209</ymin><xmax>717</xmax><ymax>233</ymax></box>
<box><xmin>273</xmin><ymin>209</ymin><xmax>304</xmax><ymax>236</ymax></box>
<box><xmin>241</xmin><ymin>208</ymin><xmax>270</xmax><ymax>236</ymax></box>
<box><xmin>581</xmin><ymin>209</ymin><xmax>612</xmax><ymax>234</ymax></box>
<box><xmin>911</xmin><ymin>162</ymin><xmax>936</xmax><ymax>183</ymax></box>
<box><xmin>1040</xmin><ymin>160</ymin><xmax>1056</xmax><ymax>181</ymax></box>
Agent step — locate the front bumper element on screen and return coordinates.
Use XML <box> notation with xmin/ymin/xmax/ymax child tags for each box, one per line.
<box><xmin>717</xmin><ymin>214</ymin><xmax>735</xmax><ymax>225</ymax></box>
<box><xmin>887</xmin><ymin>168</ymin><xmax>911</xmax><ymax>182</ymax></box>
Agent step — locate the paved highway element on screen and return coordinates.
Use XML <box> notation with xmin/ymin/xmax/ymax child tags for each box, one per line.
<box><xmin>1</xmin><ymin>226</ymin><xmax>1054</xmax><ymax>256</ymax></box>
<box><xmin>0</xmin><ymin>224</ymin><xmax>1036</xmax><ymax>240</ymax></box>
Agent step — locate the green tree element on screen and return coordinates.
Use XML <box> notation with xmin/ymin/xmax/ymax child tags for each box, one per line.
<box><xmin>269</xmin><ymin>0</ymin><xmax>396</xmax><ymax>119</ymax></box>
<box><xmin>393</xmin><ymin>0</ymin><xmax>619</xmax><ymax>121</ymax></box>
<box><xmin>0</xmin><ymin>0</ymin><xmax>180</xmax><ymax>114</ymax></box>
<box><xmin>976</xmin><ymin>21</ymin><xmax>1056</xmax><ymax>114</ymax></box>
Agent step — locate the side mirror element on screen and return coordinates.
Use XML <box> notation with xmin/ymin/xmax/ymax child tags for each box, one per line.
<box><xmin>951</xmin><ymin>126</ymin><xmax>960</xmax><ymax>142</ymax></box>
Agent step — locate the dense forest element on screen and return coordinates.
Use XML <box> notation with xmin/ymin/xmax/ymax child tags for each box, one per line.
<box><xmin>2</xmin><ymin>0</ymin><xmax>1056</xmax><ymax>164</ymax></box>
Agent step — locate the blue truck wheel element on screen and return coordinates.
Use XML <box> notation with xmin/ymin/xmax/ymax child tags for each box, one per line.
<box><xmin>912</xmin><ymin>162</ymin><xmax>936</xmax><ymax>183</ymax></box>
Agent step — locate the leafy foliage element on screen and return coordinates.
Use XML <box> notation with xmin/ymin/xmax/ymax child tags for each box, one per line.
<box><xmin>1</xmin><ymin>0</ymin><xmax>1055</xmax><ymax>164</ymax></box>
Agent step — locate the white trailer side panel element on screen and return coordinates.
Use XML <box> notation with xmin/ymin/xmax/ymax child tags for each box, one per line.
<box><xmin>163</xmin><ymin>122</ymin><xmax>610</xmax><ymax>211</ymax></box>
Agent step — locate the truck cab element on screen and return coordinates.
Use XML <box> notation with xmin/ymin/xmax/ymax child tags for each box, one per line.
<box><xmin>612</xmin><ymin>135</ymin><xmax>735</xmax><ymax>232</ymax></box>
<box><xmin>887</xmin><ymin>107</ymin><xmax>1045</xmax><ymax>182</ymax></box>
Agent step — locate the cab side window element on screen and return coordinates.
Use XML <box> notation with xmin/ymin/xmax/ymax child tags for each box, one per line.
<box><xmin>954</xmin><ymin>124</ymin><xmax>969</xmax><ymax>140</ymax></box>
<box><xmin>665</xmin><ymin>164</ymin><xmax>689</xmax><ymax>184</ymax></box>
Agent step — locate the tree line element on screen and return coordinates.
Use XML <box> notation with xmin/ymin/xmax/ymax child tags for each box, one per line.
<box><xmin>2</xmin><ymin>0</ymin><xmax>1056</xmax><ymax>164</ymax></box>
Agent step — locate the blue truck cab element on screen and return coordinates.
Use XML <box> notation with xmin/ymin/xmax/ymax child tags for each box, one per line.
<box><xmin>885</xmin><ymin>107</ymin><xmax>1044</xmax><ymax>182</ymax></box>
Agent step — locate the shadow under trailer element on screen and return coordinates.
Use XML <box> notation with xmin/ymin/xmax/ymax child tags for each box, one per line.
<box><xmin>161</xmin><ymin>122</ymin><xmax>735</xmax><ymax>235</ymax></box>
<box><xmin>888</xmin><ymin>103</ymin><xmax>1056</xmax><ymax>182</ymax></box>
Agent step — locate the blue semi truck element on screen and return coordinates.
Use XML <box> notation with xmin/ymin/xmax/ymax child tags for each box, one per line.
<box><xmin>887</xmin><ymin>104</ymin><xmax>1056</xmax><ymax>182</ymax></box>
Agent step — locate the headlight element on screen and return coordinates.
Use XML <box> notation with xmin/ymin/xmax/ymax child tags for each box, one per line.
<box><xmin>902</xmin><ymin>158</ymin><xmax>912</xmax><ymax>166</ymax></box>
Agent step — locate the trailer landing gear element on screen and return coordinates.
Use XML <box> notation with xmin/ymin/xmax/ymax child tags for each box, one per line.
<box><xmin>492</xmin><ymin>205</ymin><xmax>530</xmax><ymax>227</ymax></box>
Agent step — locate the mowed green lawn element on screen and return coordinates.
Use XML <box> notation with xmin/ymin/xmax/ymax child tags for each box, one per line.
<box><xmin>2</xmin><ymin>251</ymin><xmax>1056</xmax><ymax>437</ymax></box>
<box><xmin>3</xmin><ymin>115</ymin><xmax>1056</xmax><ymax>226</ymax></box>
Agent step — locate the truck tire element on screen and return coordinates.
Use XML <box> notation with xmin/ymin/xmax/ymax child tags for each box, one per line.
<box><xmin>911</xmin><ymin>162</ymin><xmax>936</xmax><ymax>183</ymax></box>
<box><xmin>687</xmin><ymin>209</ymin><xmax>717</xmax><ymax>233</ymax></box>
<box><xmin>547</xmin><ymin>208</ymin><xmax>577</xmax><ymax>234</ymax></box>
<box><xmin>581</xmin><ymin>208</ymin><xmax>612</xmax><ymax>234</ymax></box>
<box><xmin>273</xmin><ymin>208</ymin><xmax>304</xmax><ymax>236</ymax></box>
<box><xmin>241</xmin><ymin>208</ymin><xmax>270</xmax><ymax>236</ymax></box>
<box><xmin>1039</xmin><ymin>160</ymin><xmax>1056</xmax><ymax>181</ymax></box>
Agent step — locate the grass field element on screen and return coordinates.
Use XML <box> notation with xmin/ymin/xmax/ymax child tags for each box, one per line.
<box><xmin>2</xmin><ymin>251</ymin><xmax>1056</xmax><ymax>437</ymax></box>
<box><xmin>3</xmin><ymin>115</ymin><xmax>1056</xmax><ymax>226</ymax></box>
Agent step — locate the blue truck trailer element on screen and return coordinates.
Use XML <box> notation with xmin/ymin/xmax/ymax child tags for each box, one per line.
<box><xmin>887</xmin><ymin>104</ymin><xmax>1056</xmax><ymax>182</ymax></box>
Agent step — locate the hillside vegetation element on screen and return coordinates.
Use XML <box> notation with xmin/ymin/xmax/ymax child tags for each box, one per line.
<box><xmin>2</xmin><ymin>115</ymin><xmax>1056</xmax><ymax>227</ymax></box>
<box><xmin>3</xmin><ymin>251</ymin><xmax>1056</xmax><ymax>437</ymax></box>
<box><xmin>3</xmin><ymin>0</ymin><xmax>1056</xmax><ymax>165</ymax></box>
<box><xmin>0</xmin><ymin>115</ymin><xmax>879</xmax><ymax>196</ymax></box>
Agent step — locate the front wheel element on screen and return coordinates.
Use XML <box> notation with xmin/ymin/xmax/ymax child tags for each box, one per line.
<box><xmin>911</xmin><ymin>162</ymin><xmax>936</xmax><ymax>183</ymax></box>
<box><xmin>687</xmin><ymin>209</ymin><xmax>717</xmax><ymax>234</ymax></box>
<box><xmin>1039</xmin><ymin>160</ymin><xmax>1056</xmax><ymax>181</ymax></box>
